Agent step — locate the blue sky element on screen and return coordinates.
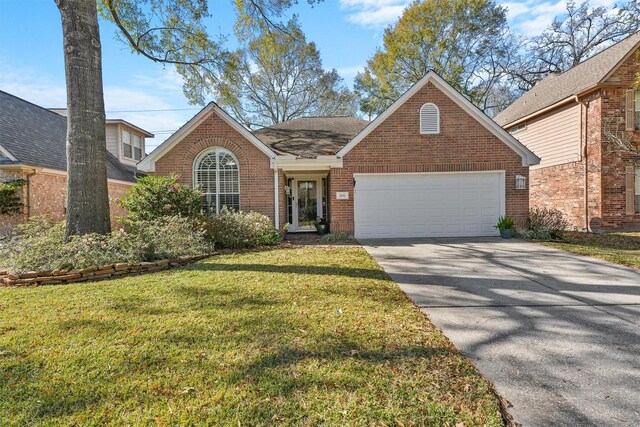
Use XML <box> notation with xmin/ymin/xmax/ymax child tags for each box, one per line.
<box><xmin>0</xmin><ymin>0</ymin><xmax>614</xmax><ymax>150</ymax></box>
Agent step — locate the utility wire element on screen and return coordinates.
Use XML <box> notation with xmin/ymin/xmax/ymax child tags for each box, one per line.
<box><xmin>105</xmin><ymin>107</ymin><xmax>200</xmax><ymax>113</ymax></box>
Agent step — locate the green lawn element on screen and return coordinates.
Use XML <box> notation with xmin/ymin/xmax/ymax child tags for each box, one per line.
<box><xmin>0</xmin><ymin>247</ymin><xmax>504</xmax><ymax>426</ymax></box>
<box><xmin>540</xmin><ymin>231</ymin><xmax>640</xmax><ymax>269</ymax></box>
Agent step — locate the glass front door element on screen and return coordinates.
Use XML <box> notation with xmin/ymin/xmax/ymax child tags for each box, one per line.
<box><xmin>297</xmin><ymin>181</ymin><xmax>317</xmax><ymax>230</ymax></box>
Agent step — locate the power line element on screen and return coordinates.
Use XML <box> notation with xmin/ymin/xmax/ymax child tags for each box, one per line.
<box><xmin>105</xmin><ymin>107</ymin><xmax>200</xmax><ymax>113</ymax></box>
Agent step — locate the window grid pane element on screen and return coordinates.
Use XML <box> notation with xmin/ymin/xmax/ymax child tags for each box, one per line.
<box><xmin>194</xmin><ymin>149</ymin><xmax>239</xmax><ymax>215</ymax></box>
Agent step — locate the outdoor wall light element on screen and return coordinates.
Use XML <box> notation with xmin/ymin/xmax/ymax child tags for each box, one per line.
<box><xmin>515</xmin><ymin>175</ymin><xmax>527</xmax><ymax>190</ymax></box>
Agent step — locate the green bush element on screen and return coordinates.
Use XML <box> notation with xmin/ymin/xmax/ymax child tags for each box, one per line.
<box><xmin>203</xmin><ymin>206</ymin><xmax>280</xmax><ymax>249</ymax></box>
<box><xmin>119</xmin><ymin>175</ymin><xmax>202</xmax><ymax>224</ymax></box>
<box><xmin>130</xmin><ymin>216</ymin><xmax>213</xmax><ymax>261</ymax></box>
<box><xmin>495</xmin><ymin>216</ymin><xmax>515</xmax><ymax>230</ymax></box>
<box><xmin>0</xmin><ymin>216</ymin><xmax>213</xmax><ymax>273</ymax></box>
<box><xmin>522</xmin><ymin>207</ymin><xmax>569</xmax><ymax>239</ymax></box>
<box><xmin>0</xmin><ymin>179</ymin><xmax>26</xmax><ymax>215</ymax></box>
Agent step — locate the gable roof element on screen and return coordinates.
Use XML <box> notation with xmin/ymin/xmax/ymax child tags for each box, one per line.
<box><xmin>137</xmin><ymin>102</ymin><xmax>277</xmax><ymax>172</ymax></box>
<box><xmin>253</xmin><ymin>117</ymin><xmax>369</xmax><ymax>158</ymax></box>
<box><xmin>495</xmin><ymin>32</ymin><xmax>640</xmax><ymax>127</ymax></box>
<box><xmin>0</xmin><ymin>90</ymin><xmax>142</xmax><ymax>182</ymax></box>
<box><xmin>336</xmin><ymin>71</ymin><xmax>540</xmax><ymax>166</ymax></box>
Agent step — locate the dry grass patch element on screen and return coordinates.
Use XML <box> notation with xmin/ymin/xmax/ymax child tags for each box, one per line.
<box><xmin>540</xmin><ymin>231</ymin><xmax>640</xmax><ymax>269</ymax></box>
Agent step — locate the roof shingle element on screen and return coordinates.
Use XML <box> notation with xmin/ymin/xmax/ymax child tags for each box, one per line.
<box><xmin>495</xmin><ymin>32</ymin><xmax>640</xmax><ymax>126</ymax></box>
<box><xmin>253</xmin><ymin>116</ymin><xmax>369</xmax><ymax>158</ymax></box>
<box><xmin>0</xmin><ymin>90</ymin><xmax>141</xmax><ymax>182</ymax></box>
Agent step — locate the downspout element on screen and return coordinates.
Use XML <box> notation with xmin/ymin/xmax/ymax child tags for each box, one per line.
<box><xmin>273</xmin><ymin>167</ymin><xmax>280</xmax><ymax>230</ymax></box>
<box><xmin>25</xmin><ymin>169</ymin><xmax>37</xmax><ymax>220</ymax></box>
<box><xmin>575</xmin><ymin>95</ymin><xmax>590</xmax><ymax>232</ymax></box>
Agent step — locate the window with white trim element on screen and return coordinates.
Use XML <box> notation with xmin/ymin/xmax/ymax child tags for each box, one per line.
<box><xmin>133</xmin><ymin>134</ymin><xmax>143</xmax><ymax>160</ymax></box>
<box><xmin>194</xmin><ymin>148</ymin><xmax>240</xmax><ymax>215</ymax></box>
<box><xmin>122</xmin><ymin>130</ymin><xmax>132</xmax><ymax>159</ymax></box>
<box><xmin>420</xmin><ymin>103</ymin><xmax>440</xmax><ymax>134</ymax></box>
<box><xmin>122</xmin><ymin>130</ymin><xmax>144</xmax><ymax>161</ymax></box>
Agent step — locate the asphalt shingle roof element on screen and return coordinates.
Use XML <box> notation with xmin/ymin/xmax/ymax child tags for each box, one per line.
<box><xmin>253</xmin><ymin>116</ymin><xmax>369</xmax><ymax>158</ymax></box>
<box><xmin>0</xmin><ymin>90</ymin><xmax>141</xmax><ymax>182</ymax></box>
<box><xmin>495</xmin><ymin>32</ymin><xmax>640</xmax><ymax>126</ymax></box>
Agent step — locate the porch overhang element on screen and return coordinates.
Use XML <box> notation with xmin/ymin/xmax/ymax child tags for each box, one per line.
<box><xmin>271</xmin><ymin>155</ymin><xmax>342</xmax><ymax>171</ymax></box>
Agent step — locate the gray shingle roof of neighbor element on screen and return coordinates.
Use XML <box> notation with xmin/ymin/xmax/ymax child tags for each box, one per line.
<box><xmin>495</xmin><ymin>32</ymin><xmax>640</xmax><ymax>127</ymax></box>
<box><xmin>0</xmin><ymin>90</ymin><xmax>142</xmax><ymax>182</ymax></box>
<box><xmin>253</xmin><ymin>116</ymin><xmax>370</xmax><ymax>158</ymax></box>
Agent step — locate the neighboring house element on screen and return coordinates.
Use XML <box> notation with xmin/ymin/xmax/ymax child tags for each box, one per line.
<box><xmin>0</xmin><ymin>90</ymin><xmax>152</xmax><ymax>234</ymax></box>
<box><xmin>495</xmin><ymin>33</ymin><xmax>640</xmax><ymax>231</ymax></box>
<box><xmin>50</xmin><ymin>108</ymin><xmax>150</xmax><ymax>166</ymax></box>
<box><xmin>138</xmin><ymin>71</ymin><xmax>539</xmax><ymax>239</ymax></box>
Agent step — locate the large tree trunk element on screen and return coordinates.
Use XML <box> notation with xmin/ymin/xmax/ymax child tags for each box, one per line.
<box><xmin>56</xmin><ymin>0</ymin><xmax>111</xmax><ymax>238</ymax></box>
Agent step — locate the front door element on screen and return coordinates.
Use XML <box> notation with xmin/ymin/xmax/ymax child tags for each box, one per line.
<box><xmin>296</xmin><ymin>180</ymin><xmax>317</xmax><ymax>231</ymax></box>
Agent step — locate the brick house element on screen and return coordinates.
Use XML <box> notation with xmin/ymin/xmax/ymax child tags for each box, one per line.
<box><xmin>0</xmin><ymin>90</ymin><xmax>152</xmax><ymax>234</ymax></box>
<box><xmin>495</xmin><ymin>33</ymin><xmax>640</xmax><ymax>231</ymax></box>
<box><xmin>139</xmin><ymin>71</ymin><xmax>539</xmax><ymax>239</ymax></box>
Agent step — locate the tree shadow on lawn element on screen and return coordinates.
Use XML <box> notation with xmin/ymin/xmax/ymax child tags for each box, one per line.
<box><xmin>183</xmin><ymin>262</ymin><xmax>391</xmax><ymax>281</ymax></box>
<box><xmin>1</xmin><ymin>313</ymin><xmax>491</xmax><ymax>424</ymax></box>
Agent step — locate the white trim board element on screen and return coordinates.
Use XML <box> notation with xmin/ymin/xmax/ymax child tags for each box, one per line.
<box><xmin>137</xmin><ymin>103</ymin><xmax>277</xmax><ymax>172</ymax></box>
<box><xmin>336</xmin><ymin>71</ymin><xmax>540</xmax><ymax>167</ymax></box>
<box><xmin>0</xmin><ymin>143</ymin><xmax>17</xmax><ymax>161</ymax></box>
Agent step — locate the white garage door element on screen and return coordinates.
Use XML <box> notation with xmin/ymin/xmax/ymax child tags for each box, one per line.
<box><xmin>354</xmin><ymin>172</ymin><xmax>505</xmax><ymax>239</ymax></box>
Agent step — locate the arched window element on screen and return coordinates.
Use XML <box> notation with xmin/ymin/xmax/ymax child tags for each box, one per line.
<box><xmin>420</xmin><ymin>103</ymin><xmax>440</xmax><ymax>134</ymax></box>
<box><xmin>193</xmin><ymin>148</ymin><xmax>240</xmax><ymax>215</ymax></box>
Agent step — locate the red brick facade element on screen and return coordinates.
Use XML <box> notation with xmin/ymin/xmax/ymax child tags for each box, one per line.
<box><xmin>528</xmin><ymin>49</ymin><xmax>640</xmax><ymax>230</ymax></box>
<box><xmin>329</xmin><ymin>82</ymin><xmax>530</xmax><ymax>233</ymax></box>
<box><xmin>150</xmin><ymin>82</ymin><xmax>533</xmax><ymax>236</ymax></box>
<box><xmin>153</xmin><ymin>111</ymin><xmax>276</xmax><ymax>221</ymax></box>
<box><xmin>0</xmin><ymin>169</ymin><xmax>132</xmax><ymax>234</ymax></box>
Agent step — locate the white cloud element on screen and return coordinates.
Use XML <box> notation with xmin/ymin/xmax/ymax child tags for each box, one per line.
<box><xmin>339</xmin><ymin>0</ymin><xmax>410</xmax><ymax>27</ymax></box>
<box><xmin>0</xmin><ymin>65</ymin><xmax>193</xmax><ymax>151</ymax></box>
<box><xmin>0</xmin><ymin>66</ymin><xmax>67</xmax><ymax>108</ymax></box>
<box><xmin>337</xmin><ymin>64</ymin><xmax>366</xmax><ymax>82</ymax></box>
<box><xmin>505</xmin><ymin>0</ymin><xmax>619</xmax><ymax>37</ymax></box>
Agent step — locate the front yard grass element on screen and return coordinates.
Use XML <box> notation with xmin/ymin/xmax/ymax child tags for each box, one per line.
<box><xmin>0</xmin><ymin>246</ymin><xmax>503</xmax><ymax>426</ymax></box>
<box><xmin>540</xmin><ymin>231</ymin><xmax>640</xmax><ymax>269</ymax></box>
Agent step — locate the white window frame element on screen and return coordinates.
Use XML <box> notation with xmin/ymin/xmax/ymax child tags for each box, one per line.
<box><xmin>419</xmin><ymin>103</ymin><xmax>440</xmax><ymax>134</ymax></box>
<box><xmin>132</xmin><ymin>134</ymin><xmax>143</xmax><ymax>161</ymax></box>
<box><xmin>122</xmin><ymin>130</ymin><xmax>132</xmax><ymax>159</ymax></box>
<box><xmin>193</xmin><ymin>147</ymin><xmax>240</xmax><ymax>215</ymax></box>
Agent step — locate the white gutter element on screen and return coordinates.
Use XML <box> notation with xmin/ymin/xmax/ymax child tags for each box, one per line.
<box><xmin>273</xmin><ymin>168</ymin><xmax>280</xmax><ymax>230</ymax></box>
<box><xmin>273</xmin><ymin>155</ymin><xmax>342</xmax><ymax>171</ymax></box>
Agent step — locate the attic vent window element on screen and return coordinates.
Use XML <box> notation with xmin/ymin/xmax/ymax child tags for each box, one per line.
<box><xmin>420</xmin><ymin>103</ymin><xmax>440</xmax><ymax>134</ymax></box>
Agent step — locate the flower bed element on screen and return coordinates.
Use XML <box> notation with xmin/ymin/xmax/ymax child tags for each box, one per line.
<box><xmin>0</xmin><ymin>255</ymin><xmax>209</xmax><ymax>287</ymax></box>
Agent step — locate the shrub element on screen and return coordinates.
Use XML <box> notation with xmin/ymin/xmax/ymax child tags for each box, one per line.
<box><xmin>320</xmin><ymin>232</ymin><xmax>354</xmax><ymax>242</ymax></box>
<box><xmin>495</xmin><ymin>216</ymin><xmax>515</xmax><ymax>230</ymax></box>
<box><xmin>0</xmin><ymin>179</ymin><xmax>26</xmax><ymax>215</ymax></box>
<box><xmin>204</xmin><ymin>207</ymin><xmax>280</xmax><ymax>249</ymax></box>
<box><xmin>0</xmin><ymin>216</ymin><xmax>213</xmax><ymax>273</ymax></box>
<box><xmin>130</xmin><ymin>216</ymin><xmax>213</xmax><ymax>261</ymax></box>
<box><xmin>119</xmin><ymin>175</ymin><xmax>202</xmax><ymax>224</ymax></box>
<box><xmin>526</xmin><ymin>207</ymin><xmax>569</xmax><ymax>239</ymax></box>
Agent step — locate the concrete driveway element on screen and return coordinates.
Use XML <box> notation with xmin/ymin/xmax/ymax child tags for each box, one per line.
<box><xmin>362</xmin><ymin>238</ymin><xmax>640</xmax><ymax>426</ymax></box>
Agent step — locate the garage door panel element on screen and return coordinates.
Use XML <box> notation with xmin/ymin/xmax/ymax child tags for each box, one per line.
<box><xmin>354</xmin><ymin>172</ymin><xmax>504</xmax><ymax>239</ymax></box>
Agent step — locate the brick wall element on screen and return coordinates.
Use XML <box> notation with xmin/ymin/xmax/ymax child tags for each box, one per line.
<box><xmin>527</xmin><ymin>48</ymin><xmax>639</xmax><ymax>231</ymax></box>
<box><xmin>598</xmin><ymin>50</ymin><xmax>640</xmax><ymax>229</ymax></box>
<box><xmin>153</xmin><ymin>111</ymin><xmax>275</xmax><ymax>221</ymax></box>
<box><xmin>0</xmin><ymin>169</ymin><xmax>133</xmax><ymax>235</ymax></box>
<box><xmin>329</xmin><ymin>81</ymin><xmax>530</xmax><ymax>234</ymax></box>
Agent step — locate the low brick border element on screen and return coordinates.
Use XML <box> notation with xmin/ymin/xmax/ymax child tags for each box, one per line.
<box><xmin>0</xmin><ymin>254</ymin><xmax>211</xmax><ymax>287</ymax></box>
